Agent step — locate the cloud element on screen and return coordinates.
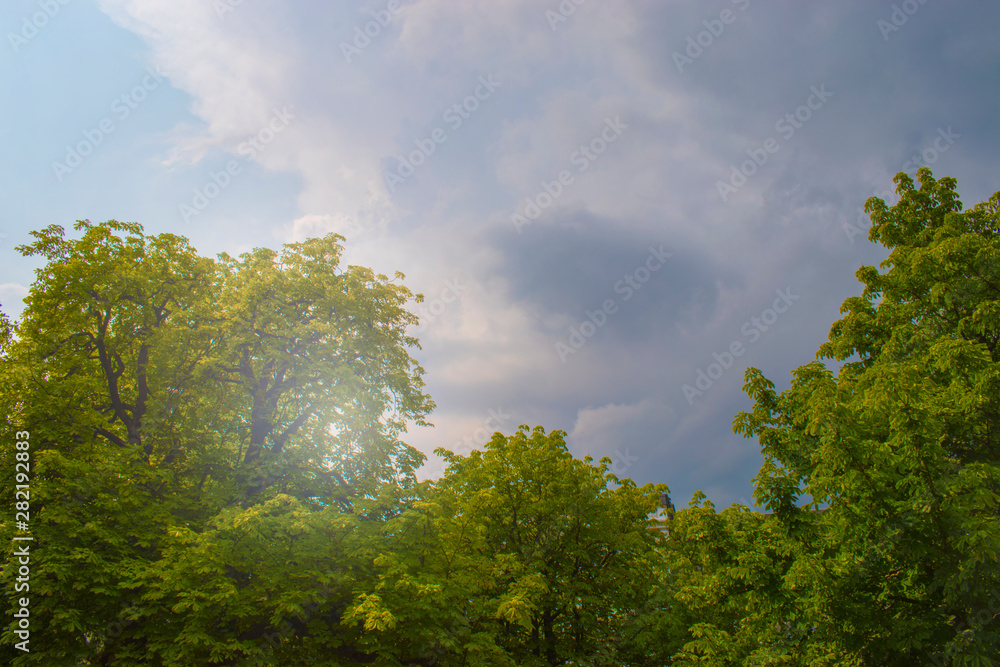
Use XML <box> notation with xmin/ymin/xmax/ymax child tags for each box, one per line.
<box><xmin>99</xmin><ymin>0</ymin><xmax>296</xmax><ymax>162</ymax></box>
<box><xmin>83</xmin><ymin>0</ymin><xmax>1000</xmax><ymax>511</ymax></box>
<box><xmin>0</xmin><ymin>283</ymin><xmax>30</xmax><ymax>321</ymax></box>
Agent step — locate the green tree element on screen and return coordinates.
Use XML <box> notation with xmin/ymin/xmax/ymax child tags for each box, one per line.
<box><xmin>340</xmin><ymin>425</ymin><xmax>672</xmax><ymax>666</ymax></box>
<box><xmin>0</xmin><ymin>220</ymin><xmax>433</xmax><ymax>664</ymax></box>
<box><xmin>665</xmin><ymin>495</ymin><xmax>845</xmax><ymax>666</ymax></box>
<box><xmin>677</xmin><ymin>169</ymin><xmax>1000</xmax><ymax>665</ymax></box>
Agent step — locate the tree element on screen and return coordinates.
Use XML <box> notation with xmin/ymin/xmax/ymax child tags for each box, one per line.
<box><xmin>0</xmin><ymin>220</ymin><xmax>434</xmax><ymax>664</ymax></box>
<box><xmin>678</xmin><ymin>168</ymin><xmax>1000</xmax><ymax>665</ymax></box>
<box><xmin>6</xmin><ymin>167</ymin><xmax>997</xmax><ymax>665</ymax></box>
<box><xmin>665</xmin><ymin>496</ymin><xmax>844</xmax><ymax>665</ymax></box>
<box><xmin>340</xmin><ymin>425</ymin><xmax>672</xmax><ymax>665</ymax></box>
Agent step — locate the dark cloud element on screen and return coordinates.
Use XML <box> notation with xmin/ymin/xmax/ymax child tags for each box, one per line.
<box><xmin>7</xmin><ymin>0</ymin><xmax>1000</xmax><ymax>511</ymax></box>
<box><xmin>483</xmin><ymin>210</ymin><xmax>740</xmax><ymax>336</ymax></box>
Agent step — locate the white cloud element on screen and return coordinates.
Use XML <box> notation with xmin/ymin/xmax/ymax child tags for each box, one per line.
<box><xmin>0</xmin><ymin>283</ymin><xmax>29</xmax><ymax>307</ymax></box>
<box><xmin>99</xmin><ymin>0</ymin><xmax>295</xmax><ymax>162</ymax></box>
<box><xmin>568</xmin><ymin>397</ymin><xmax>674</xmax><ymax>459</ymax></box>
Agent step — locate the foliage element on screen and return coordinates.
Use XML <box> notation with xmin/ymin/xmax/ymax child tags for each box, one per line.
<box><xmin>339</xmin><ymin>425</ymin><xmax>672</xmax><ymax>665</ymax></box>
<box><xmin>670</xmin><ymin>169</ymin><xmax>1000</xmax><ymax>665</ymax></box>
<box><xmin>2</xmin><ymin>167</ymin><xmax>998</xmax><ymax>665</ymax></box>
<box><xmin>0</xmin><ymin>220</ymin><xmax>432</xmax><ymax>664</ymax></box>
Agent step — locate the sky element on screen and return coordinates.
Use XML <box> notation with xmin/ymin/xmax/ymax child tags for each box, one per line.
<box><xmin>2</xmin><ymin>0</ymin><xmax>999</xmax><ymax>510</ymax></box>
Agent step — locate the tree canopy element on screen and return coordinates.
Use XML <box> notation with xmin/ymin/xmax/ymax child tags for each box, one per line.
<box><xmin>2</xmin><ymin>167</ymin><xmax>999</xmax><ymax>665</ymax></box>
<box><xmin>677</xmin><ymin>168</ymin><xmax>1000</xmax><ymax>665</ymax></box>
<box><xmin>0</xmin><ymin>221</ymin><xmax>435</xmax><ymax>664</ymax></box>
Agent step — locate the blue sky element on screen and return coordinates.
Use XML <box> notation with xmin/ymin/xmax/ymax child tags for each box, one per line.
<box><xmin>3</xmin><ymin>0</ymin><xmax>999</xmax><ymax>509</ymax></box>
